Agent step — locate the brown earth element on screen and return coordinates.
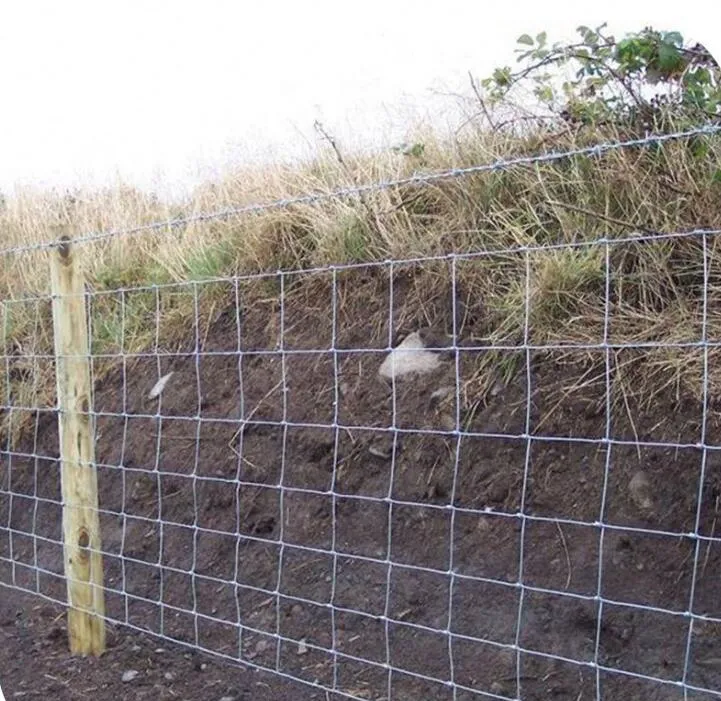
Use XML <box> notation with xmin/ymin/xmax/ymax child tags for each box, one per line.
<box><xmin>3</xmin><ymin>267</ymin><xmax>721</xmax><ymax>700</ymax></box>
<box><xmin>0</xmin><ymin>584</ymin><xmax>328</xmax><ymax>700</ymax></box>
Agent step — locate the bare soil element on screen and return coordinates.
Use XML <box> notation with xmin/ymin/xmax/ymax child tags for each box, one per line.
<box><xmin>3</xmin><ymin>269</ymin><xmax>721</xmax><ymax>700</ymax></box>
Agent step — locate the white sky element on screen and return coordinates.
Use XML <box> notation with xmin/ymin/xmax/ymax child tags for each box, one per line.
<box><xmin>0</xmin><ymin>1</ymin><xmax>718</xmax><ymax>197</ymax></box>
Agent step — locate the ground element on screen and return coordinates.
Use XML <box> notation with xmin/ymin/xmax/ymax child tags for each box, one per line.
<box><xmin>3</xmin><ymin>268</ymin><xmax>721</xmax><ymax>700</ymax></box>
<box><xmin>0</xmin><ymin>585</ymin><xmax>314</xmax><ymax>700</ymax></box>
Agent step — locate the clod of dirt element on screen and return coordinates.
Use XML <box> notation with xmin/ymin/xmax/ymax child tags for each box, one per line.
<box><xmin>424</xmin><ymin>481</ymin><xmax>448</xmax><ymax>501</ymax></box>
<box><xmin>250</xmin><ymin>516</ymin><xmax>276</xmax><ymax>536</ymax></box>
<box><xmin>629</xmin><ymin>470</ymin><xmax>654</xmax><ymax>512</ymax></box>
<box><xmin>378</xmin><ymin>331</ymin><xmax>441</xmax><ymax>380</ymax></box>
<box><xmin>121</xmin><ymin>670</ymin><xmax>139</xmax><ymax>683</ymax></box>
<box><xmin>490</xmin><ymin>681</ymin><xmax>505</xmax><ymax>695</ymax></box>
<box><xmin>486</xmin><ymin>475</ymin><xmax>512</xmax><ymax>504</ymax></box>
<box><xmin>148</xmin><ymin>372</ymin><xmax>174</xmax><ymax>399</ymax></box>
<box><xmin>490</xmin><ymin>380</ymin><xmax>505</xmax><ymax>397</ymax></box>
<box><xmin>45</xmin><ymin>626</ymin><xmax>63</xmax><ymax>641</ymax></box>
<box><xmin>438</xmin><ymin>412</ymin><xmax>456</xmax><ymax>431</ymax></box>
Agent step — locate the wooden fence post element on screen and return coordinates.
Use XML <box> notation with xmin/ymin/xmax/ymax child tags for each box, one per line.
<box><xmin>50</xmin><ymin>234</ymin><xmax>106</xmax><ymax>656</ymax></box>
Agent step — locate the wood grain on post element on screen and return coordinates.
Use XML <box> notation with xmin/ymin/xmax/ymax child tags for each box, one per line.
<box><xmin>50</xmin><ymin>234</ymin><xmax>106</xmax><ymax>656</ymax></box>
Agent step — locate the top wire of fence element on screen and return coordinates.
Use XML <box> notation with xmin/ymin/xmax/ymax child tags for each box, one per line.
<box><xmin>1</xmin><ymin>122</ymin><xmax>719</xmax><ymax>258</ymax></box>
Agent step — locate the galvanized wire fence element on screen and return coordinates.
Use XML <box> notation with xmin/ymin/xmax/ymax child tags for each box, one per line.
<box><xmin>2</xmin><ymin>123</ymin><xmax>721</xmax><ymax>700</ymax></box>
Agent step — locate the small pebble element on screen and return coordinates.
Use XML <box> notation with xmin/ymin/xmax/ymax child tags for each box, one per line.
<box><xmin>490</xmin><ymin>381</ymin><xmax>504</xmax><ymax>397</ymax></box>
<box><xmin>220</xmin><ymin>697</ymin><xmax>236</xmax><ymax>701</ymax></box>
<box><xmin>439</xmin><ymin>412</ymin><xmax>456</xmax><ymax>431</ymax></box>
<box><xmin>122</xmin><ymin>670</ymin><xmax>139</xmax><ymax>683</ymax></box>
<box><xmin>629</xmin><ymin>470</ymin><xmax>653</xmax><ymax>511</ymax></box>
<box><xmin>164</xmin><ymin>672</ymin><xmax>175</xmax><ymax>681</ymax></box>
<box><xmin>297</xmin><ymin>638</ymin><xmax>308</xmax><ymax>656</ymax></box>
<box><xmin>430</xmin><ymin>385</ymin><xmax>454</xmax><ymax>404</ymax></box>
<box><xmin>148</xmin><ymin>372</ymin><xmax>174</xmax><ymax>399</ymax></box>
<box><xmin>368</xmin><ymin>440</ymin><xmax>393</xmax><ymax>459</ymax></box>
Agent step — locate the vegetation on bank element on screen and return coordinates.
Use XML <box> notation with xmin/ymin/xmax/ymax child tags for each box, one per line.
<box><xmin>0</xmin><ymin>24</ymin><xmax>719</xmax><ymax>443</ymax></box>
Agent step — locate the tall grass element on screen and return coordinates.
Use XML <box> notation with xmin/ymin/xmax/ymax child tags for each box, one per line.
<box><xmin>1</xmin><ymin>115</ymin><xmax>720</xmax><ymax>443</ymax></box>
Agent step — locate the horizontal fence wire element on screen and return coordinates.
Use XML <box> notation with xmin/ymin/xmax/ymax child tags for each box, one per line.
<box><xmin>1</xmin><ymin>225</ymin><xmax>720</xmax><ymax>307</ymax></box>
<box><xmin>0</xmin><ymin>122</ymin><xmax>717</xmax><ymax>257</ymax></box>
<box><xmin>2</xmin><ymin>121</ymin><xmax>721</xmax><ymax>700</ymax></box>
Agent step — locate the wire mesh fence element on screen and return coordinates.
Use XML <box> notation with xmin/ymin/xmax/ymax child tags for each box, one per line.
<box><xmin>2</xmin><ymin>123</ymin><xmax>721</xmax><ymax>699</ymax></box>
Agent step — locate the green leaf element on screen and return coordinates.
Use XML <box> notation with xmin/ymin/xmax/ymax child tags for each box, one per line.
<box><xmin>493</xmin><ymin>67</ymin><xmax>513</xmax><ymax>87</ymax></box>
<box><xmin>517</xmin><ymin>33</ymin><xmax>534</xmax><ymax>46</ymax></box>
<box><xmin>657</xmin><ymin>42</ymin><xmax>682</xmax><ymax>72</ymax></box>
<box><xmin>535</xmin><ymin>85</ymin><xmax>554</xmax><ymax>103</ymax></box>
<box><xmin>712</xmin><ymin>169</ymin><xmax>721</xmax><ymax>184</ymax></box>
<box><xmin>536</xmin><ymin>31</ymin><xmax>547</xmax><ymax>46</ymax></box>
<box><xmin>579</xmin><ymin>27</ymin><xmax>599</xmax><ymax>46</ymax></box>
<box><xmin>688</xmin><ymin>137</ymin><xmax>709</xmax><ymax>159</ymax></box>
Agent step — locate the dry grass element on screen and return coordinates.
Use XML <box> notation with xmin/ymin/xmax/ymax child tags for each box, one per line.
<box><xmin>1</xmin><ymin>115</ymin><xmax>720</xmax><ymax>444</ymax></box>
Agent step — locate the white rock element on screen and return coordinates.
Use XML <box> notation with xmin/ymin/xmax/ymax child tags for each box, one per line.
<box><xmin>122</xmin><ymin>670</ymin><xmax>139</xmax><ymax>683</ymax></box>
<box><xmin>629</xmin><ymin>470</ymin><xmax>653</xmax><ymax>511</ymax></box>
<box><xmin>379</xmin><ymin>332</ymin><xmax>441</xmax><ymax>380</ymax></box>
<box><xmin>430</xmin><ymin>386</ymin><xmax>455</xmax><ymax>403</ymax></box>
<box><xmin>148</xmin><ymin>372</ymin><xmax>174</xmax><ymax>399</ymax></box>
